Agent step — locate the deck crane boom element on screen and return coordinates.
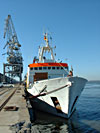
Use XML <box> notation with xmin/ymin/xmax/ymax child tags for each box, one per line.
<box><xmin>3</xmin><ymin>15</ymin><xmax>23</xmax><ymax>83</ymax></box>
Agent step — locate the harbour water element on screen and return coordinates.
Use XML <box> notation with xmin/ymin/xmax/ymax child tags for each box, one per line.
<box><xmin>31</xmin><ymin>81</ymin><xmax>100</xmax><ymax>133</ymax></box>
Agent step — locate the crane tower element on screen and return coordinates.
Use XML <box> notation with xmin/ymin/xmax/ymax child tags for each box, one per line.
<box><xmin>3</xmin><ymin>15</ymin><xmax>23</xmax><ymax>83</ymax></box>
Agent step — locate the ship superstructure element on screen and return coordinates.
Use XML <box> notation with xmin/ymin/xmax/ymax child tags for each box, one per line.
<box><xmin>27</xmin><ymin>33</ymin><xmax>69</xmax><ymax>86</ymax></box>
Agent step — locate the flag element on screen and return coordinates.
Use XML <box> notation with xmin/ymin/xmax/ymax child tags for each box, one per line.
<box><xmin>44</xmin><ymin>35</ymin><xmax>46</xmax><ymax>40</ymax></box>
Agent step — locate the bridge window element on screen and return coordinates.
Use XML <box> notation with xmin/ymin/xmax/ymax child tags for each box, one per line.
<box><xmin>52</xmin><ymin>67</ymin><xmax>55</xmax><ymax>70</ymax></box>
<box><xmin>30</xmin><ymin>68</ymin><xmax>33</xmax><ymax>70</ymax></box>
<box><xmin>34</xmin><ymin>67</ymin><xmax>38</xmax><ymax>70</ymax></box>
<box><xmin>57</xmin><ymin>67</ymin><xmax>60</xmax><ymax>70</ymax></box>
<box><xmin>43</xmin><ymin>67</ymin><xmax>47</xmax><ymax>70</ymax></box>
<box><xmin>39</xmin><ymin>67</ymin><xmax>42</xmax><ymax>70</ymax></box>
<box><xmin>48</xmin><ymin>67</ymin><xmax>51</xmax><ymax>70</ymax></box>
<box><xmin>61</xmin><ymin>67</ymin><xmax>63</xmax><ymax>70</ymax></box>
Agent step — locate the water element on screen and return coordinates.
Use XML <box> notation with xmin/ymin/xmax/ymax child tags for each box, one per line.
<box><xmin>31</xmin><ymin>81</ymin><xmax>100</xmax><ymax>133</ymax></box>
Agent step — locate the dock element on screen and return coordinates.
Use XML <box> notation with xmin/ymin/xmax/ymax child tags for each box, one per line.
<box><xmin>0</xmin><ymin>84</ymin><xmax>32</xmax><ymax>133</ymax></box>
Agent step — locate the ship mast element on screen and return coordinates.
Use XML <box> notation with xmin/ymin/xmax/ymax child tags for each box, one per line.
<box><xmin>39</xmin><ymin>33</ymin><xmax>55</xmax><ymax>62</ymax></box>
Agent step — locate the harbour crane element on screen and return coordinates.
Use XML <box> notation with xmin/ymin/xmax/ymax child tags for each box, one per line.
<box><xmin>3</xmin><ymin>15</ymin><xmax>23</xmax><ymax>83</ymax></box>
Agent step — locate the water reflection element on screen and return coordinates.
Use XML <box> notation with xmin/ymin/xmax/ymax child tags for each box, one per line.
<box><xmin>31</xmin><ymin>107</ymin><xmax>100</xmax><ymax>133</ymax></box>
<box><xmin>31</xmin><ymin>110</ymin><xmax>82</xmax><ymax>133</ymax></box>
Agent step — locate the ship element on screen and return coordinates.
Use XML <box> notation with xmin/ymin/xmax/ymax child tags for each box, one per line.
<box><xmin>26</xmin><ymin>33</ymin><xmax>87</xmax><ymax>118</ymax></box>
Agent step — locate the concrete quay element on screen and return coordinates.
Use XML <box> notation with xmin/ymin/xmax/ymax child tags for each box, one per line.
<box><xmin>0</xmin><ymin>85</ymin><xmax>32</xmax><ymax>133</ymax></box>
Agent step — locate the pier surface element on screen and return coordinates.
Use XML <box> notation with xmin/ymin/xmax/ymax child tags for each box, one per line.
<box><xmin>0</xmin><ymin>84</ymin><xmax>31</xmax><ymax>133</ymax></box>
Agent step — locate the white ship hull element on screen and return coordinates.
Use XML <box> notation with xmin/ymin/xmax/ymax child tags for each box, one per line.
<box><xmin>27</xmin><ymin>77</ymin><xmax>87</xmax><ymax>118</ymax></box>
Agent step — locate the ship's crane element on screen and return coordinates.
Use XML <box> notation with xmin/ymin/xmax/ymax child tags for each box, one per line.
<box><xmin>3</xmin><ymin>15</ymin><xmax>23</xmax><ymax>83</ymax></box>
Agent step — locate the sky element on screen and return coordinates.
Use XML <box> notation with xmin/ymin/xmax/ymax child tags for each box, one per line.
<box><xmin>0</xmin><ymin>0</ymin><xmax>100</xmax><ymax>81</ymax></box>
